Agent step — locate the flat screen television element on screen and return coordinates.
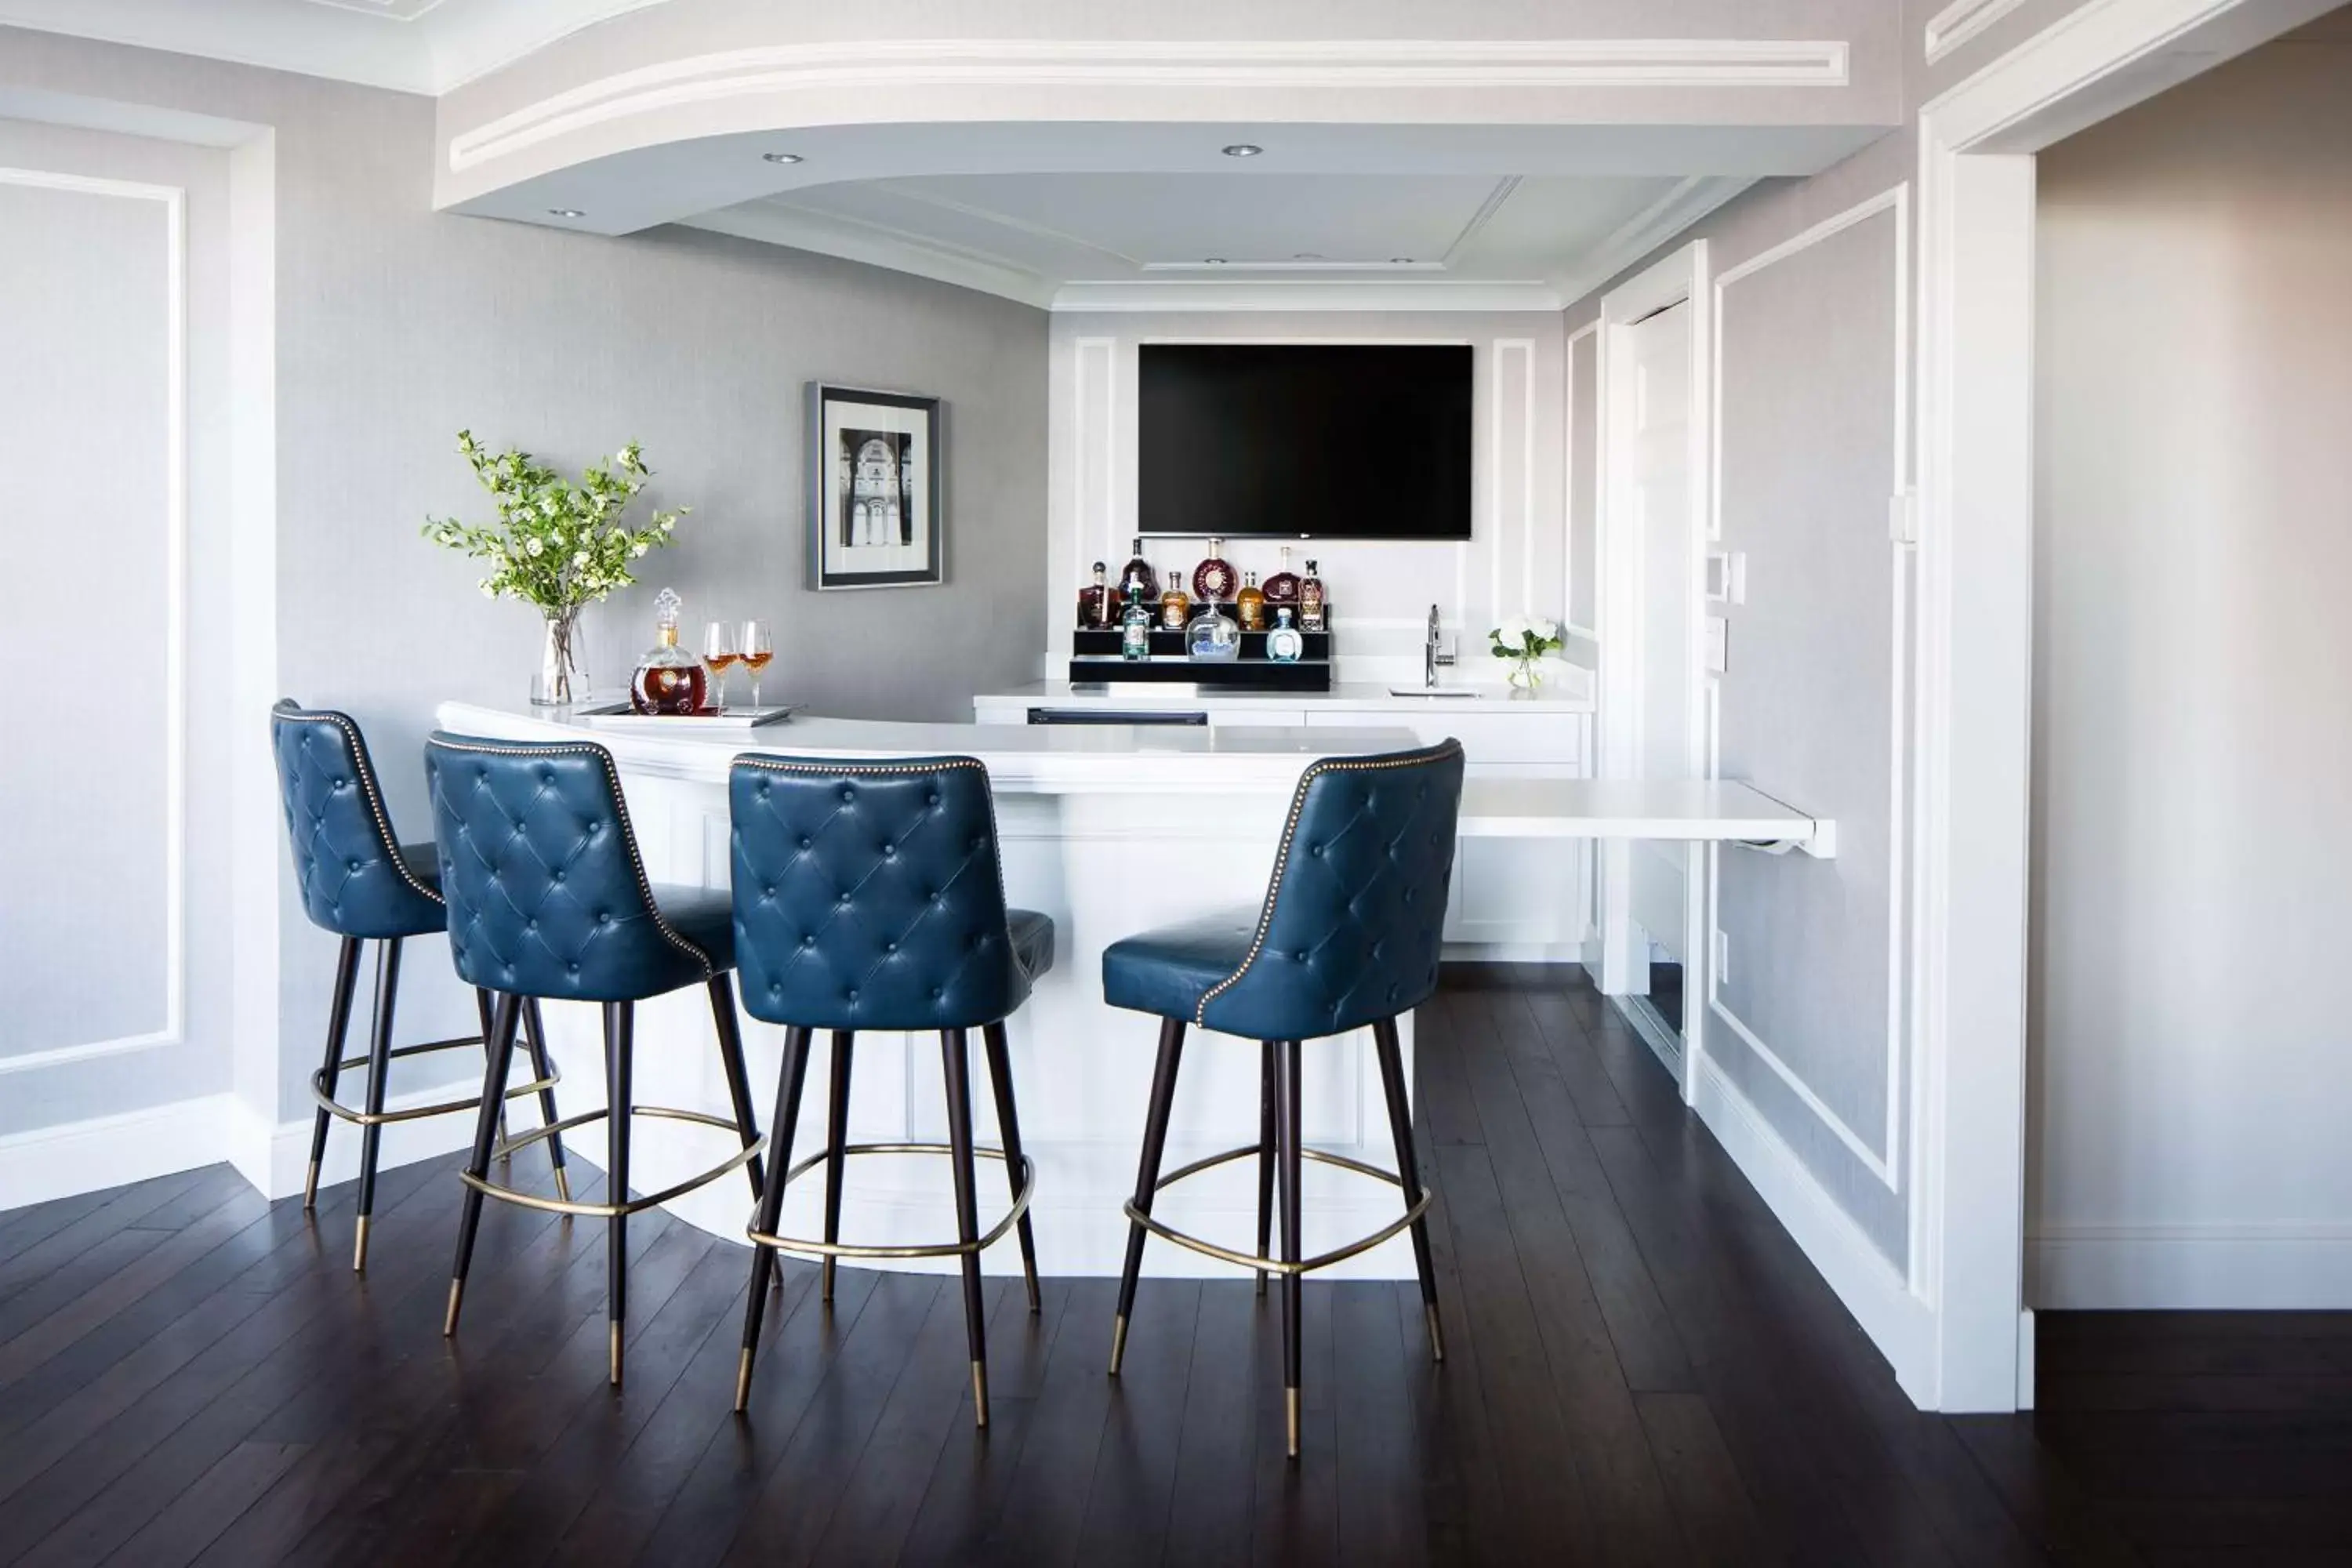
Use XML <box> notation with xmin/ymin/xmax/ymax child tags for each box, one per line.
<box><xmin>1136</xmin><ymin>343</ymin><xmax>1472</xmax><ymax>540</ymax></box>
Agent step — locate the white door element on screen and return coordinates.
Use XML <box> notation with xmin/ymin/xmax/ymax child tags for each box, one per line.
<box><xmin>1627</xmin><ymin>300</ymin><xmax>1696</xmax><ymax>997</ymax></box>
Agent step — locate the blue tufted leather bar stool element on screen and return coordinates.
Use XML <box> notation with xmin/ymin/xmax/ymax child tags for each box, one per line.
<box><xmin>271</xmin><ymin>702</ymin><xmax>568</xmax><ymax>1272</ymax></box>
<box><xmin>1101</xmin><ymin>740</ymin><xmax>1465</xmax><ymax>1459</ymax></box>
<box><xmin>727</xmin><ymin>755</ymin><xmax>1053</xmax><ymax>1426</ymax></box>
<box><xmin>424</xmin><ymin>731</ymin><xmax>768</xmax><ymax>1386</ymax></box>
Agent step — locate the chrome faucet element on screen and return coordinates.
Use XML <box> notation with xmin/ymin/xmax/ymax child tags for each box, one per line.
<box><xmin>1425</xmin><ymin>604</ymin><xmax>1453</xmax><ymax>688</ymax></box>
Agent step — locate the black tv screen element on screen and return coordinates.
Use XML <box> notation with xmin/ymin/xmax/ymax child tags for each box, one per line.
<box><xmin>1137</xmin><ymin>343</ymin><xmax>1472</xmax><ymax>540</ymax></box>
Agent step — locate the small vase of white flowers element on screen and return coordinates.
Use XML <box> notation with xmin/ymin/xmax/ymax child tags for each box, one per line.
<box><xmin>1489</xmin><ymin>615</ymin><xmax>1566</xmax><ymax>691</ymax></box>
<box><xmin>423</xmin><ymin>430</ymin><xmax>687</xmax><ymax>705</ymax></box>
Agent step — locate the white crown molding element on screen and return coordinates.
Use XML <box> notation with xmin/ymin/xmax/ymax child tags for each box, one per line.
<box><xmin>680</xmin><ymin>201</ymin><xmax>1059</xmax><ymax>308</ymax></box>
<box><xmin>1550</xmin><ymin>173</ymin><xmax>1755</xmax><ymax>307</ymax></box>
<box><xmin>1050</xmin><ymin>277</ymin><xmax>1566</xmax><ymax>314</ymax></box>
<box><xmin>1923</xmin><ymin>0</ymin><xmax>2033</xmax><ymax>64</ymax></box>
<box><xmin>447</xmin><ymin>37</ymin><xmax>1850</xmax><ymax>173</ymax></box>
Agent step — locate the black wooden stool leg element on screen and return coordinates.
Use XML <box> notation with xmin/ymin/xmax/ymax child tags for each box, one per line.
<box><xmin>982</xmin><ymin>1022</ymin><xmax>1041</xmax><ymax>1313</ymax></box>
<box><xmin>708</xmin><ymin>977</ymin><xmax>766</xmax><ymax>1200</ymax></box>
<box><xmin>737</xmin><ymin>1025</ymin><xmax>811</xmax><ymax>1411</ymax></box>
<box><xmin>353</xmin><ymin>938</ymin><xmax>402</xmax><ymax>1272</ymax></box>
<box><xmin>521</xmin><ymin>997</ymin><xmax>569</xmax><ymax>1202</ymax></box>
<box><xmin>605</xmin><ymin>1000</ymin><xmax>635</xmax><ymax>1386</ymax></box>
<box><xmin>304</xmin><ymin>936</ymin><xmax>363</xmax><ymax>1212</ymax></box>
<box><xmin>1256</xmin><ymin>1036</ymin><xmax>1277</xmax><ymax>1299</ymax></box>
<box><xmin>445</xmin><ymin>991</ymin><xmax>520</xmax><ymax>1337</ymax></box>
<box><xmin>1374</xmin><ymin>1016</ymin><xmax>1443</xmax><ymax>1363</ymax></box>
<box><xmin>1112</xmin><ymin>1017</ymin><xmax>1186</xmax><ymax>1375</ymax></box>
<box><xmin>1277</xmin><ymin>1036</ymin><xmax>1305</xmax><ymax>1459</ymax></box>
<box><xmin>941</xmin><ymin>1029</ymin><xmax>990</xmax><ymax>1428</ymax></box>
<box><xmin>821</xmin><ymin>1031</ymin><xmax>854</xmax><ymax>1303</ymax></box>
<box><xmin>473</xmin><ymin>989</ymin><xmax>510</xmax><ymax>1154</ymax></box>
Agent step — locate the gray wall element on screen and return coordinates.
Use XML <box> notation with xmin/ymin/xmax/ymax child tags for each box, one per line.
<box><xmin>0</xmin><ymin>27</ymin><xmax>1050</xmax><ymax>1123</ymax></box>
<box><xmin>2031</xmin><ymin>17</ymin><xmax>2352</xmax><ymax>1305</ymax></box>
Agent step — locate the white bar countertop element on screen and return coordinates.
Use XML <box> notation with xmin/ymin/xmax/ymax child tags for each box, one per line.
<box><xmin>975</xmin><ymin>677</ymin><xmax>1595</xmax><ymax>714</ymax></box>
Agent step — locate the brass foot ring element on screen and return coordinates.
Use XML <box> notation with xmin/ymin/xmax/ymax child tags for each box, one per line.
<box><xmin>743</xmin><ymin>1143</ymin><xmax>1036</xmax><ymax>1262</ymax></box>
<box><xmin>310</xmin><ymin>1033</ymin><xmax>561</xmax><ymax>1127</ymax></box>
<box><xmin>1125</xmin><ymin>1143</ymin><xmax>1432</xmax><ymax>1276</ymax></box>
<box><xmin>461</xmin><ymin>1105</ymin><xmax>763</xmax><ymax>1218</ymax></box>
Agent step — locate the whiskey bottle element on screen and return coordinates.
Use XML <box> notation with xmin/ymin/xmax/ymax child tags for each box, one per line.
<box><xmin>630</xmin><ymin>586</ymin><xmax>710</xmax><ymax>715</ymax></box>
<box><xmin>1159</xmin><ymin>564</ymin><xmax>1190</xmax><ymax>630</ymax></box>
<box><xmin>1263</xmin><ymin>546</ymin><xmax>1301</xmax><ymax>606</ymax></box>
<box><xmin>1192</xmin><ymin>537</ymin><xmax>1238</xmax><ymax>604</ymax></box>
<box><xmin>1298</xmin><ymin>559</ymin><xmax>1327</xmax><ymax>632</ymax></box>
<box><xmin>1236</xmin><ymin>570</ymin><xmax>1267</xmax><ymax>632</ymax></box>
<box><xmin>1186</xmin><ymin>596</ymin><xmax>1240</xmax><ymax>662</ymax></box>
<box><xmin>1079</xmin><ymin>561</ymin><xmax>1120</xmax><ymax>629</ymax></box>
<box><xmin>1119</xmin><ymin>537</ymin><xmax>1159</xmax><ymax>602</ymax></box>
<box><xmin>1120</xmin><ymin>588</ymin><xmax>1153</xmax><ymax>660</ymax></box>
<box><xmin>1266</xmin><ymin>606</ymin><xmax>1305</xmax><ymax>662</ymax></box>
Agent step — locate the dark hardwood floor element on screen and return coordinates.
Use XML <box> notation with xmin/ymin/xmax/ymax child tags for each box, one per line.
<box><xmin>1</xmin><ymin>968</ymin><xmax>2343</xmax><ymax>1566</ymax></box>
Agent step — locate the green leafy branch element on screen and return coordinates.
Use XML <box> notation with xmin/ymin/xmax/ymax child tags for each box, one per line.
<box><xmin>422</xmin><ymin>430</ymin><xmax>686</xmax><ymax>615</ymax></box>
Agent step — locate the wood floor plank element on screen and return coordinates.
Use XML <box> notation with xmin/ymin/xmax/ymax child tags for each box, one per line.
<box><xmin>1637</xmin><ymin>1390</ymin><xmax>1783</xmax><ymax>1567</ymax></box>
<box><xmin>1329</xmin><ymin>1280</ymin><xmax>1429</xmax><ymax>1568</ymax></box>
<box><xmin>1160</xmin><ymin>1280</ymin><xmax>1267</xmax><ymax>1568</ymax></box>
<box><xmin>971</xmin><ymin>1276</ymin><xmax>1120</xmax><ymax>1568</ymax></box>
<box><xmin>1073</xmin><ymin>1276</ymin><xmax>1199</xmax><ymax>1568</ymax></box>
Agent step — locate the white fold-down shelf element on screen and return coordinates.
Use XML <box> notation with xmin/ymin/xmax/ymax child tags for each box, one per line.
<box><xmin>1456</xmin><ymin>778</ymin><xmax>1835</xmax><ymax>858</ymax></box>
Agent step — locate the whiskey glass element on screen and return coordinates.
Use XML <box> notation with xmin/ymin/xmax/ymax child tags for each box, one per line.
<box><xmin>702</xmin><ymin>620</ymin><xmax>739</xmax><ymax>712</ymax></box>
<box><xmin>740</xmin><ymin>619</ymin><xmax>773</xmax><ymax>708</ymax></box>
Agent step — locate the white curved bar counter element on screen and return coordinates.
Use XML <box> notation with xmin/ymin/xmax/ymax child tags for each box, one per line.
<box><xmin>434</xmin><ymin>701</ymin><xmax>1428</xmax><ymax>1280</ymax></box>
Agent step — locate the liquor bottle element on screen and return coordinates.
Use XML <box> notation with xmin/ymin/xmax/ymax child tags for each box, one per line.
<box><xmin>1266</xmin><ymin>606</ymin><xmax>1305</xmax><ymax>662</ymax></box>
<box><xmin>630</xmin><ymin>587</ymin><xmax>710</xmax><ymax>715</ymax></box>
<box><xmin>1120</xmin><ymin>588</ymin><xmax>1153</xmax><ymax>660</ymax></box>
<box><xmin>1186</xmin><ymin>595</ymin><xmax>1240</xmax><ymax>662</ymax></box>
<box><xmin>1159</xmin><ymin>564</ymin><xmax>1190</xmax><ymax>630</ymax></box>
<box><xmin>1298</xmin><ymin>558</ymin><xmax>1327</xmax><ymax>632</ymax></box>
<box><xmin>1192</xmin><ymin>537</ymin><xmax>1238</xmax><ymax>604</ymax></box>
<box><xmin>1236</xmin><ymin>570</ymin><xmax>1267</xmax><ymax>632</ymax></box>
<box><xmin>1079</xmin><ymin>561</ymin><xmax>1120</xmax><ymax>629</ymax></box>
<box><xmin>1263</xmin><ymin>546</ymin><xmax>1301</xmax><ymax>606</ymax></box>
<box><xmin>1119</xmin><ymin>538</ymin><xmax>1159</xmax><ymax>602</ymax></box>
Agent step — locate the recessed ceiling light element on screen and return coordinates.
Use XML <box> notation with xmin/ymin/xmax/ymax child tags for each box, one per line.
<box><xmin>1221</xmin><ymin>143</ymin><xmax>1264</xmax><ymax>158</ymax></box>
<box><xmin>1391</xmin><ymin>257</ymin><xmax>1414</xmax><ymax>264</ymax></box>
<box><xmin>761</xmin><ymin>151</ymin><xmax>804</xmax><ymax>165</ymax></box>
<box><xmin>1204</xmin><ymin>258</ymin><xmax>1229</xmax><ymax>265</ymax></box>
<box><xmin>549</xmin><ymin>208</ymin><xmax>586</xmax><ymax>219</ymax></box>
<box><xmin>1293</xmin><ymin>252</ymin><xmax>1324</xmax><ymax>261</ymax></box>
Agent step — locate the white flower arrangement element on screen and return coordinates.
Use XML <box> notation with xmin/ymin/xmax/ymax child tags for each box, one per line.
<box><xmin>423</xmin><ymin>430</ymin><xmax>686</xmax><ymax>617</ymax></box>
<box><xmin>1490</xmin><ymin>615</ymin><xmax>1566</xmax><ymax>689</ymax></box>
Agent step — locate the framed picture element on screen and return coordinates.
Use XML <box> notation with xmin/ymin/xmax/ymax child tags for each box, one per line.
<box><xmin>806</xmin><ymin>383</ymin><xmax>943</xmax><ymax>590</ymax></box>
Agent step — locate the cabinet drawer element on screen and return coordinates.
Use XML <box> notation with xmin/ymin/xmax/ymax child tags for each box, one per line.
<box><xmin>1207</xmin><ymin>708</ymin><xmax>1309</xmax><ymax>728</ymax></box>
<box><xmin>1303</xmin><ymin>710</ymin><xmax>1584</xmax><ymax>766</ymax></box>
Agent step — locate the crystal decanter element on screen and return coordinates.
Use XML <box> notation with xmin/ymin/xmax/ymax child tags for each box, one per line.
<box><xmin>1262</xmin><ymin>546</ymin><xmax>1301</xmax><ymax>606</ymax></box>
<box><xmin>1186</xmin><ymin>594</ymin><xmax>1240</xmax><ymax>661</ymax></box>
<box><xmin>630</xmin><ymin>586</ymin><xmax>710</xmax><ymax>715</ymax></box>
<box><xmin>1192</xmin><ymin>537</ymin><xmax>1238</xmax><ymax>604</ymax></box>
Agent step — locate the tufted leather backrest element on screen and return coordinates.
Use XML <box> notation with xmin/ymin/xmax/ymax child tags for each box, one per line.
<box><xmin>423</xmin><ymin>731</ymin><xmax>717</xmax><ymax>1003</ymax></box>
<box><xmin>729</xmin><ymin>755</ymin><xmax>1026</xmax><ymax>1032</ymax></box>
<box><xmin>272</xmin><ymin>700</ymin><xmax>446</xmax><ymax>940</ymax></box>
<box><xmin>1196</xmin><ymin>740</ymin><xmax>1466</xmax><ymax>1041</ymax></box>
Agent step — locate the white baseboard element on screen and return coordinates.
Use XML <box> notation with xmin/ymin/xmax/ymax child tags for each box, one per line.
<box><xmin>0</xmin><ymin>1094</ymin><xmax>241</xmax><ymax>1213</ymax></box>
<box><xmin>1687</xmin><ymin>1052</ymin><xmax>1937</xmax><ymax>1404</ymax></box>
<box><xmin>1441</xmin><ymin>941</ymin><xmax>1588</xmax><ymax>964</ymax></box>
<box><xmin>2031</xmin><ymin>1222</ymin><xmax>2352</xmax><ymax>1308</ymax></box>
<box><xmin>1613</xmin><ymin>993</ymin><xmax>1686</xmax><ymax>1080</ymax></box>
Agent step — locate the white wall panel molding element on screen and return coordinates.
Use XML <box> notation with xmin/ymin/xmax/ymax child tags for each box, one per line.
<box><xmin>448</xmin><ymin>38</ymin><xmax>1850</xmax><ymax>176</ymax></box>
<box><xmin>0</xmin><ymin>165</ymin><xmax>185</xmax><ymax>1078</ymax></box>
<box><xmin>1563</xmin><ymin>320</ymin><xmax>1600</xmax><ymax>642</ymax></box>
<box><xmin>1923</xmin><ymin>0</ymin><xmax>2034</xmax><ymax>64</ymax></box>
<box><xmin>1704</xmin><ymin>183</ymin><xmax>1912</xmax><ymax>1193</ymax></box>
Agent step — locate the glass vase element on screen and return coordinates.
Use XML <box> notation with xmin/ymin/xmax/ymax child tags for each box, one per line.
<box><xmin>533</xmin><ymin>608</ymin><xmax>588</xmax><ymax>706</ymax></box>
<box><xmin>1508</xmin><ymin>655</ymin><xmax>1546</xmax><ymax>692</ymax></box>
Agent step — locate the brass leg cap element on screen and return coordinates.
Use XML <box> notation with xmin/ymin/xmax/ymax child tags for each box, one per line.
<box><xmin>971</xmin><ymin>1361</ymin><xmax>989</xmax><ymax>1428</ymax></box>
<box><xmin>443</xmin><ymin>1278</ymin><xmax>464</xmax><ymax>1338</ymax></box>
<box><xmin>553</xmin><ymin>1165</ymin><xmax>572</xmax><ymax>1204</ymax></box>
<box><xmin>609</xmin><ymin>1321</ymin><xmax>624</xmax><ymax>1386</ymax></box>
<box><xmin>1286</xmin><ymin>1386</ymin><xmax>1301</xmax><ymax>1460</ymax></box>
<box><xmin>303</xmin><ymin>1160</ymin><xmax>321</xmax><ymax>1212</ymax></box>
<box><xmin>351</xmin><ymin>1214</ymin><xmax>372</xmax><ymax>1273</ymax></box>
<box><xmin>734</xmin><ymin>1347</ymin><xmax>753</xmax><ymax>1413</ymax></box>
<box><xmin>1108</xmin><ymin>1313</ymin><xmax>1129</xmax><ymax>1376</ymax></box>
<box><xmin>1426</xmin><ymin>1303</ymin><xmax>1446</xmax><ymax>1363</ymax></box>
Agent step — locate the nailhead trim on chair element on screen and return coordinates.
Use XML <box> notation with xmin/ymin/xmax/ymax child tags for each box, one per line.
<box><xmin>728</xmin><ymin>754</ymin><xmax>1033</xmax><ymax>978</ymax></box>
<box><xmin>1191</xmin><ymin>741</ymin><xmax>1466</xmax><ymax>1027</ymax></box>
<box><xmin>425</xmin><ymin>735</ymin><xmax>717</xmax><ymax>976</ymax></box>
<box><xmin>275</xmin><ymin>705</ymin><xmax>442</xmax><ymax>905</ymax></box>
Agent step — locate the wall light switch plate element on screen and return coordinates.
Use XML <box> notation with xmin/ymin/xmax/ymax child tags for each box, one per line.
<box><xmin>1705</xmin><ymin>615</ymin><xmax>1729</xmax><ymax>673</ymax></box>
<box><xmin>1705</xmin><ymin>551</ymin><xmax>1732</xmax><ymax>602</ymax></box>
<box><xmin>1729</xmin><ymin>551</ymin><xmax>1748</xmax><ymax>604</ymax></box>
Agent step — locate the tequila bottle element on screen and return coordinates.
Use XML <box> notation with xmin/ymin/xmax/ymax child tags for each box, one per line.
<box><xmin>1262</xmin><ymin>546</ymin><xmax>1301</xmax><ymax>606</ymax></box>
<box><xmin>630</xmin><ymin>587</ymin><xmax>710</xmax><ymax>715</ymax></box>
<box><xmin>1079</xmin><ymin>561</ymin><xmax>1120</xmax><ymax>629</ymax></box>
<box><xmin>1185</xmin><ymin>596</ymin><xmax>1240</xmax><ymax>662</ymax></box>
<box><xmin>1236</xmin><ymin>570</ymin><xmax>1267</xmax><ymax>632</ymax></box>
<box><xmin>1265</xmin><ymin>606</ymin><xmax>1305</xmax><ymax>662</ymax></box>
<box><xmin>1159</xmin><ymin>564</ymin><xmax>1190</xmax><ymax>630</ymax></box>
<box><xmin>1119</xmin><ymin>537</ymin><xmax>1159</xmax><ymax>602</ymax></box>
<box><xmin>1298</xmin><ymin>559</ymin><xmax>1327</xmax><ymax>632</ymax></box>
<box><xmin>1120</xmin><ymin>588</ymin><xmax>1153</xmax><ymax>660</ymax></box>
<box><xmin>1192</xmin><ymin>537</ymin><xmax>1238</xmax><ymax>604</ymax></box>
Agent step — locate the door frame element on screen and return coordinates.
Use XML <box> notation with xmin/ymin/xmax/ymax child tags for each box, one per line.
<box><xmin>1594</xmin><ymin>240</ymin><xmax>1713</xmax><ymax>1098</ymax></box>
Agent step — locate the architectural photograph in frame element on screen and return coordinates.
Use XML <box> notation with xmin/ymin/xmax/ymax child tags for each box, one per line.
<box><xmin>807</xmin><ymin>383</ymin><xmax>942</xmax><ymax>590</ymax></box>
